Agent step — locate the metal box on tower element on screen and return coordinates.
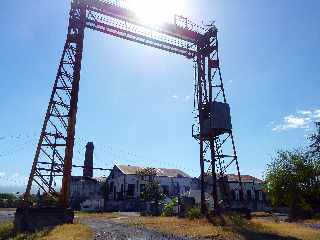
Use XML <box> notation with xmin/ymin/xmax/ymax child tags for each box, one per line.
<box><xmin>200</xmin><ymin>101</ymin><xmax>232</xmax><ymax>138</ymax></box>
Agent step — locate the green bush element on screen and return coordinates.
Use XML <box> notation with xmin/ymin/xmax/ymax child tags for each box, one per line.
<box><xmin>186</xmin><ymin>207</ymin><xmax>201</xmax><ymax>220</ymax></box>
<box><xmin>162</xmin><ymin>204</ymin><xmax>174</xmax><ymax>217</ymax></box>
<box><xmin>162</xmin><ymin>197</ymin><xmax>178</xmax><ymax>217</ymax></box>
<box><xmin>229</xmin><ymin>213</ymin><xmax>245</xmax><ymax>226</ymax></box>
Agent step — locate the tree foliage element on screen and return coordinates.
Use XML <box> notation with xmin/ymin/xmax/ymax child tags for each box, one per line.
<box><xmin>265</xmin><ymin>123</ymin><xmax>320</xmax><ymax>218</ymax></box>
<box><xmin>0</xmin><ymin>193</ymin><xmax>16</xmax><ymax>201</ymax></box>
<box><xmin>136</xmin><ymin>167</ymin><xmax>163</xmax><ymax>202</ymax></box>
<box><xmin>0</xmin><ymin>193</ymin><xmax>18</xmax><ymax>208</ymax></box>
<box><xmin>309</xmin><ymin>122</ymin><xmax>320</xmax><ymax>158</ymax></box>
<box><xmin>162</xmin><ymin>197</ymin><xmax>178</xmax><ymax>216</ymax></box>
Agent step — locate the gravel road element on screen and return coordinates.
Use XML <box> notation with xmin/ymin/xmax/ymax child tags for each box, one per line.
<box><xmin>80</xmin><ymin>218</ymin><xmax>222</xmax><ymax>240</ymax></box>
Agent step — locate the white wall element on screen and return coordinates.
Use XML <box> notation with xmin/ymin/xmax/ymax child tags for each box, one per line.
<box><xmin>81</xmin><ymin>198</ymin><xmax>104</xmax><ymax>211</ymax></box>
<box><xmin>70</xmin><ymin>178</ymin><xmax>103</xmax><ymax>199</ymax></box>
<box><xmin>107</xmin><ymin>174</ymin><xmax>193</xmax><ymax>200</ymax></box>
<box><xmin>228</xmin><ymin>181</ymin><xmax>265</xmax><ymax>201</ymax></box>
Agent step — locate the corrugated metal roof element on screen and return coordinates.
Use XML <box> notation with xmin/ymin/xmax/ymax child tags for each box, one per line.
<box><xmin>116</xmin><ymin>164</ymin><xmax>191</xmax><ymax>178</ymax></box>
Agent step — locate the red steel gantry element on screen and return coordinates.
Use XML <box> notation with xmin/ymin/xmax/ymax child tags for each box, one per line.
<box><xmin>24</xmin><ymin>0</ymin><xmax>243</xmax><ymax>212</ymax></box>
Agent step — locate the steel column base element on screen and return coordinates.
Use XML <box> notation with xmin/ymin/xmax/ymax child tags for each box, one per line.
<box><xmin>14</xmin><ymin>207</ymin><xmax>74</xmax><ymax>232</ymax></box>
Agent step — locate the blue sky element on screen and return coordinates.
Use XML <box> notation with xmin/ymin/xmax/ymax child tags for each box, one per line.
<box><xmin>0</xmin><ymin>0</ymin><xmax>319</xmax><ymax>190</ymax></box>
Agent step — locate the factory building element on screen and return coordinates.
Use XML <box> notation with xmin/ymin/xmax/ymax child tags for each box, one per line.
<box><xmin>70</xmin><ymin>142</ymin><xmax>268</xmax><ymax>212</ymax></box>
<box><xmin>201</xmin><ymin>173</ymin><xmax>269</xmax><ymax>211</ymax></box>
<box><xmin>106</xmin><ymin>164</ymin><xmax>196</xmax><ymax>201</ymax></box>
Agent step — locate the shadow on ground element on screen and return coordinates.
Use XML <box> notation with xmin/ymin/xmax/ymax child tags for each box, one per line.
<box><xmin>231</xmin><ymin>226</ymin><xmax>299</xmax><ymax>240</ymax></box>
<box><xmin>206</xmin><ymin>214</ymin><xmax>300</xmax><ymax>240</ymax></box>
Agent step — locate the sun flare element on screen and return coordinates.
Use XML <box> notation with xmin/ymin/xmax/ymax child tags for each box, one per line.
<box><xmin>127</xmin><ymin>0</ymin><xmax>184</xmax><ymax>25</ymax></box>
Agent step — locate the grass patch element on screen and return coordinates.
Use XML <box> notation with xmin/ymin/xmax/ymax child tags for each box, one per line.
<box><xmin>251</xmin><ymin>211</ymin><xmax>273</xmax><ymax>218</ymax></box>
<box><xmin>186</xmin><ymin>208</ymin><xmax>201</xmax><ymax>220</ymax></box>
<box><xmin>41</xmin><ymin>224</ymin><xmax>91</xmax><ymax>240</ymax></box>
<box><xmin>0</xmin><ymin>221</ymin><xmax>91</xmax><ymax>240</ymax></box>
<box><xmin>303</xmin><ymin>218</ymin><xmax>320</xmax><ymax>225</ymax></box>
<box><xmin>0</xmin><ymin>209</ymin><xmax>16</xmax><ymax>212</ymax></box>
<box><xmin>0</xmin><ymin>221</ymin><xmax>47</xmax><ymax>240</ymax></box>
<box><xmin>115</xmin><ymin>216</ymin><xmax>234</xmax><ymax>239</ymax></box>
<box><xmin>75</xmin><ymin>211</ymin><xmax>119</xmax><ymax>220</ymax></box>
<box><xmin>249</xmin><ymin>219</ymin><xmax>320</xmax><ymax>240</ymax></box>
<box><xmin>115</xmin><ymin>215</ymin><xmax>320</xmax><ymax>240</ymax></box>
<box><xmin>0</xmin><ymin>221</ymin><xmax>14</xmax><ymax>240</ymax></box>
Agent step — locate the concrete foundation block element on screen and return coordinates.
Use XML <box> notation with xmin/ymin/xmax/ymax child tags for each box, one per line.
<box><xmin>14</xmin><ymin>207</ymin><xmax>74</xmax><ymax>232</ymax></box>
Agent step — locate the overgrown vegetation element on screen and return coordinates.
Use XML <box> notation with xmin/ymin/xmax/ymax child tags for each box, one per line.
<box><xmin>0</xmin><ymin>221</ymin><xmax>48</xmax><ymax>240</ymax></box>
<box><xmin>249</xmin><ymin>218</ymin><xmax>320</xmax><ymax>240</ymax></box>
<box><xmin>0</xmin><ymin>221</ymin><xmax>91</xmax><ymax>240</ymax></box>
<box><xmin>136</xmin><ymin>167</ymin><xmax>164</xmax><ymax>215</ymax></box>
<box><xmin>265</xmin><ymin>122</ymin><xmax>320</xmax><ymax>219</ymax></box>
<box><xmin>186</xmin><ymin>207</ymin><xmax>201</xmax><ymax>220</ymax></box>
<box><xmin>115</xmin><ymin>215</ymin><xmax>320</xmax><ymax>240</ymax></box>
<box><xmin>162</xmin><ymin>197</ymin><xmax>178</xmax><ymax>217</ymax></box>
<box><xmin>0</xmin><ymin>194</ymin><xmax>19</xmax><ymax>208</ymax></box>
<box><xmin>42</xmin><ymin>224</ymin><xmax>92</xmax><ymax>240</ymax></box>
<box><xmin>0</xmin><ymin>221</ymin><xmax>14</xmax><ymax>240</ymax></box>
<box><xmin>136</xmin><ymin>167</ymin><xmax>163</xmax><ymax>201</ymax></box>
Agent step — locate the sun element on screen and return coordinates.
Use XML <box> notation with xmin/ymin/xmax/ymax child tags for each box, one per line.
<box><xmin>126</xmin><ymin>0</ymin><xmax>184</xmax><ymax>25</ymax></box>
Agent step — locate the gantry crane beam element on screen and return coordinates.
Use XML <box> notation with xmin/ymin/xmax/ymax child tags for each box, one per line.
<box><xmin>25</xmin><ymin>0</ymin><xmax>243</xmax><ymax>211</ymax></box>
<box><xmin>85</xmin><ymin>0</ymin><xmax>204</xmax><ymax>58</ymax></box>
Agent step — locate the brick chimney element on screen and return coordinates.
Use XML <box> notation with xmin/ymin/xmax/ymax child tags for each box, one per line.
<box><xmin>83</xmin><ymin>142</ymin><xmax>94</xmax><ymax>178</ymax></box>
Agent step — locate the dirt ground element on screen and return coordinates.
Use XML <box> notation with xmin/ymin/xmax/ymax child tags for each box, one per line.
<box><xmin>79</xmin><ymin>213</ymin><xmax>210</xmax><ymax>240</ymax></box>
<box><xmin>1</xmin><ymin>210</ymin><xmax>320</xmax><ymax>240</ymax></box>
<box><xmin>80</xmin><ymin>218</ymin><xmax>208</xmax><ymax>240</ymax></box>
<box><xmin>77</xmin><ymin>212</ymin><xmax>320</xmax><ymax>240</ymax></box>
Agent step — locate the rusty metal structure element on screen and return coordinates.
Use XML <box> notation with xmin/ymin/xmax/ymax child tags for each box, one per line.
<box><xmin>24</xmin><ymin>0</ymin><xmax>243</xmax><ymax>212</ymax></box>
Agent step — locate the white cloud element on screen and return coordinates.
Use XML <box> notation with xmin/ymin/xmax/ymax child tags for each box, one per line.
<box><xmin>272</xmin><ymin>109</ymin><xmax>320</xmax><ymax>132</ymax></box>
<box><xmin>184</xmin><ymin>95</ymin><xmax>191</xmax><ymax>101</ymax></box>
<box><xmin>172</xmin><ymin>95</ymin><xmax>178</xmax><ymax>99</ymax></box>
<box><xmin>0</xmin><ymin>172</ymin><xmax>5</xmax><ymax>177</ymax></box>
<box><xmin>171</xmin><ymin>94</ymin><xmax>192</xmax><ymax>103</ymax></box>
<box><xmin>314</xmin><ymin>110</ymin><xmax>320</xmax><ymax>119</ymax></box>
<box><xmin>297</xmin><ymin>110</ymin><xmax>312</xmax><ymax>115</ymax></box>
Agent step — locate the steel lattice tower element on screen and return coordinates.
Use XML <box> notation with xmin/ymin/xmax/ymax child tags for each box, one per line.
<box><xmin>192</xmin><ymin>28</ymin><xmax>243</xmax><ymax>212</ymax></box>
<box><xmin>24</xmin><ymin>0</ymin><xmax>243</xmax><ymax>211</ymax></box>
